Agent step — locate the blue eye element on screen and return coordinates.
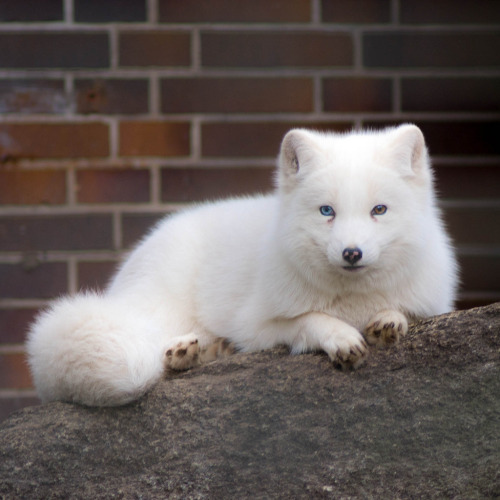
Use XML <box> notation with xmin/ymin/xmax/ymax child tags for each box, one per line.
<box><xmin>371</xmin><ymin>205</ymin><xmax>387</xmax><ymax>216</ymax></box>
<box><xmin>319</xmin><ymin>206</ymin><xmax>335</xmax><ymax>217</ymax></box>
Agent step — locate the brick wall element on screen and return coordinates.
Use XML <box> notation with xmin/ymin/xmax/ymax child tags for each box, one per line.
<box><xmin>1</xmin><ymin>0</ymin><xmax>499</xmax><ymax>419</ymax></box>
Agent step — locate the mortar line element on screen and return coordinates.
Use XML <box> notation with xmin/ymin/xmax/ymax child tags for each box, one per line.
<box><xmin>147</xmin><ymin>0</ymin><xmax>158</xmax><ymax>24</ymax></box>
<box><xmin>113</xmin><ymin>210</ymin><xmax>122</xmax><ymax>251</ymax></box>
<box><xmin>64</xmin><ymin>0</ymin><xmax>74</xmax><ymax>24</ymax></box>
<box><xmin>68</xmin><ymin>256</ymin><xmax>78</xmax><ymax>294</ymax></box>
<box><xmin>311</xmin><ymin>0</ymin><xmax>321</xmax><ymax>24</ymax></box>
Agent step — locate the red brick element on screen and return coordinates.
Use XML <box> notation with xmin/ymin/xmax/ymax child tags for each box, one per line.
<box><xmin>364</xmin><ymin>121</ymin><xmax>500</xmax><ymax>156</ymax></box>
<box><xmin>435</xmin><ymin>166</ymin><xmax>500</xmax><ymax>200</ymax></box>
<box><xmin>401</xmin><ymin>0</ymin><xmax>500</xmax><ymax>24</ymax></box>
<box><xmin>0</xmin><ymin>262</ymin><xmax>67</xmax><ymax>299</ymax></box>
<box><xmin>421</xmin><ymin>122</ymin><xmax>500</xmax><ymax>157</ymax></box>
<box><xmin>321</xmin><ymin>0</ymin><xmax>391</xmax><ymax>23</ymax></box>
<box><xmin>0</xmin><ymin>308</ymin><xmax>37</xmax><ymax>344</ymax></box>
<box><xmin>0</xmin><ymin>123</ymin><xmax>109</xmax><ymax>160</ymax></box>
<box><xmin>0</xmin><ymin>33</ymin><xmax>109</xmax><ymax>69</ymax></box>
<box><xmin>363</xmin><ymin>31</ymin><xmax>500</xmax><ymax>69</ymax></box>
<box><xmin>0</xmin><ymin>0</ymin><xmax>62</xmax><ymax>21</ymax></box>
<box><xmin>456</xmin><ymin>296</ymin><xmax>499</xmax><ymax>311</ymax></box>
<box><xmin>119</xmin><ymin>32</ymin><xmax>190</xmax><ymax>67</ymax></box>
<box><xmin>0</xmin><ymin>169</ymin><xmax>66</xmax><ymax>205</ymax></box>
<box><xmin>459</xmin><ymin>255</ymin><xmax>500</xmax><ymax>293</ymax></box>
<box><xmin>121</xmin><ymin>213</ymin><xmax>166</xmax><ymax>249</ymax></box>
<box><xmin>0</xmin><ymin>214</ymin><xmax>113</xmax><ymax>251</ymax></box>
<box><xmin>201</xmin><ymin>122</ymin><xmax>353</xmax><ymax>158</ymax></box>
<box><xmin>75</xmin><ymin>79</ymin><xmax>149</xmax><ymax>115</ymax></box>
<box><xmin>119</xmin><ymin>121</ymin><xmax>190</xmax><ymax>157</ymax></box>
<box><xmin>444</xmin><ymin>207</ymin><xmax>500</xmax><ymax>246</ymax></box>
<box><xmin>161</xmin><ymin>167</ymin><xmax>274</xmax><ymax>202</ymax></box>
<box><xmin>402</xmin><ymin>78</ymin><xmax>500</xmax><ymax>113</ymax></box>
<box><xmin>202</xmin><ymin>32</ymin><xmax>353</xmax><ymax>68</ymax></box>
<box><xmin>161</xmin><ymin>78</ymin><xmax>313</xmax><ymax>114</ymax></box>
<box><xmin>0</xmin><ymin>353</ymin><xmax>32</xmax><ymax>389</ymax></box>
<box><xmin>323</xmin><ymin>78</ymin><xmax>392</xmax><ymax>112</ymax></box>
<box><xmin>0</xmin><ymin>395</ymin><xmax>40</xmax><ymax>422</ymax></box>
<box><xmin>77</xmin><ymin>261</ymin><xmax>118</xmax><ymax>291</ymax></box>
<box><xmin>75</xmin><ymin>0</ymin><xmax>146</xmax><ymax>22</ymax></box>
<box><xmin>159</xmin><ymin>0</ymin><xmax>311</xmax><ymax>22</ymax></box>
<box><xmin>77</xmin><ymin>168</ymin><xmax>150</xmax><ymax>203</ymax></box>
<box><xmin>0</xmin><ymin>79</ymin><xmax>66</xmax><ymax>114</ymax></box>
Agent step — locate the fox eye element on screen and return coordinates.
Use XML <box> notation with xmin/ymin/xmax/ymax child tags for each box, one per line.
<box><xmin>319</xmin><ymin>206</ymin><xmax>335</xmax><ymax>217</ymax></box>
<box><xmin>371</xmin><ymin>205</ymin><xmax>387</xmax><ymax>216</ymax></box>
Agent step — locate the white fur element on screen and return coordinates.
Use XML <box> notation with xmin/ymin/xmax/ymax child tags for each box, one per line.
<box><xmin>26</xmin><ymin>125</ymin><xmax>458</xmax><ymax>406</ymax></box>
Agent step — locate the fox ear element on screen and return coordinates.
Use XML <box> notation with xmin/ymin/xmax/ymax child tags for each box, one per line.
<box><xmin>387</xmin><ymin>124</ymin><xmax>429</xmax><ymax>178</ymax></box>
<box><xmin>277</xmin><ymin>129</ymin><xmax>318</xmax><ymax>191</ymax></box>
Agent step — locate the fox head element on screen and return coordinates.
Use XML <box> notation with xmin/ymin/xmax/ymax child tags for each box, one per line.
<box><xmin>275</xmin><ymin>124</ymin><xmax>440</xmax><ymax>288</ymax></box>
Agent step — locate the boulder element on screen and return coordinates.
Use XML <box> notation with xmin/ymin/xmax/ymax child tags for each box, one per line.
<box><xmin>1</xmin><ymin>303</ymin><xmax>499</xmax><ymax>499</ymax></box>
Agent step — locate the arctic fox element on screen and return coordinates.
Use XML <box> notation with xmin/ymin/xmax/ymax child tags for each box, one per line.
<box><xmin>27</xmin><ymin>124</ymin><xmax>457</xmax><ymax>407</ymax></box>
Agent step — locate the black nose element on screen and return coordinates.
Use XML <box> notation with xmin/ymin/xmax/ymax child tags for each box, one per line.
<box><xmin>342</xmin><ymin>247</ymin><xmax>363</xmax><ymax>265</ymax></box>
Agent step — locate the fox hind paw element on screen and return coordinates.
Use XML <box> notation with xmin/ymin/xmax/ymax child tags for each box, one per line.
<box><xmin>165</xmin><ymin>338</ymin><xmax>201</xmax><ymax>372</ymax></box>
<box><xmin>200</xmin><ymin>337</ymin><xmax>236</xmax><ymax>363</ymax></box>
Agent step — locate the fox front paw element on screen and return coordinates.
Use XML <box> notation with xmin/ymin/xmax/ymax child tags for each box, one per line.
<box><xmin>327</xmin><ymin>328</ymin><xmax>368</xmax><ymax>371</ymax></box>
<box><xmin>364</xmin><ymin>310</ymin><xmax>408</xmax><ymax>348</ymax></box>
<box><xmin>165</xmin><ymin>337</ymin><xmax>201</xmax><ymax>372</ymax></box>
<box><xmin>330</xmin><ymin>341</ymin><xmax>368</xmax><ymax>371</ymax></box>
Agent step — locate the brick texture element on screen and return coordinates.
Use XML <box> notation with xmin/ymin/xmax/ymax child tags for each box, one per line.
<box><xmin>119</xmin><ymin>121</ymin><xmax>190</xmax><ymax>157</ymax></box>
<box><xmin>0</xmin><ymin>79</ymin><xmax>66</xmax><ymax>114</ymax></box>
<box><xmin>74</xmin><ymin>0</ymin><xmax>146</xmax><ymax>23</ymax></box>
<box><xmin>161</xmin><ymin>167</ymin><xmax>273</xmax><ymax>202</ymax></box>
<box><xmin>0</xmin><ymin>33</ymin><xmax>109</xmax><ymax>69</ymax></box>
<box><xmin>77</xmin><ymin>261</ymin><xmax>118</xmax><ymax>290</ymax></box>
<box><xmin>161</xmin><ymin>78</ymin><xmax>313</xmax><ymax>114</ymax></box>
<box><xmin>323</xmin><ymin>78</ymin><xmax>392</xmax><ymax>113</ymax></box>
<box><xmin>363</xmin><ymin>32</ymin><xmax>500</xmax><ymax>69</ymax></box>
<box><xmin>122</xmin><ymin>213</ymin><xmax>166</xmax><ymax>248</ymax></box>
<box><xmin>0</xmin><ymin>123</ymin><xmax>109</xmax><ymax>160</ymax></box>
<box><xmin>76</xmin><ymin>168</ymin><xmax>150</xmax><ymax>204</ymax></box>
<box><xmin>321</xmin><ymin>0</ymin><xmax>391</xmax><ymax>23</ymax></box>
<box><xmin>75</xmin><ymin>79</ymin><xmax>149</xmax><ymax>115</ymax></box>
<box><xmin>435</xmin><ymin>166</ymin><xmax>500</xmax><ymax>200</ymax></box>
<box><xmin>364</xmin><ymin>121</ymin><xmax>500</xmax><ymax>156</ymax></box>
<box><xmin>419</xmin><ymin>122</ymin><xmax>500</xmax><ymax>156</ymax></box>
<box><xmin>0</xmin><ymin>262</ymin><xmax>67</xmax><ymax>299</ymax></box>
<box><xmin>0</xmin><ymin>353</ymin><xmax>32</xmax><ymax>389</ymax></box>
<box><xmin>119</xmin><ymin>32</ymin><xmax>191</xmax><ymax>67</ymax></box>
<box><xmin>0</xmin><ymin>308</ymin><xmax>37</xmax><ymax>343</ymax></box>
<box><xmin>1</xmin><ymin>0</ymin><xmax>499</xmax><ymax>417</ymax></box>
<box><xmin>159</xmin><ymin>0</ymin><xmax>311</xmax><ymax>23</ymax></box>
<box><xmin>0</xmin><ymin>396</ymin><xmax>40</xmax><ymax>421</ymax></box>
<box><xmin>445</xmin><ymin>207</ymin><xmax>500</xmax><ymax>246</ymax></box>
<box><xmin>460</xmin><ymin>255</ymin><xmax>500</xmax><ymax>292</ymax></box>
<box><xmin>201</xmin><ymin>122</ymin><xmax>353</xmax><ymax>158</ymax></box>
<box><xmin>0</xmin><ymin>215</ymin><xmax>113</xmax><ymax>251</ymax></box>
<box><xmin>0</xmin><ymin>0</ymin><xmax>63</xmax><ymax>22</ymax></box>
<box><xmin>201</xmin><ymin>32</ymin><xmax>353</xmax><ymax>68</ymax></box>
<box><xmin>400</xmin><ymin>0</ymin><xmax>500</xmax><ymax>25</ymax></box>
<box><xmin>401</xmin><ymin>78</ymin><xmax>500</xmax><ymax>113</ymax></box>
<box><xmin>0</xmin><ymin>169</ymin><xmax>66</xmax><ymax>205</ymax></box>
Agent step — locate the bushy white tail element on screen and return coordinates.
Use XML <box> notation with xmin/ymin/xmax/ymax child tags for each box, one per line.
<box><xmin>26</xmin><ymin>292</ymin><xmax>165</xmax><ymax>407</ymax></box>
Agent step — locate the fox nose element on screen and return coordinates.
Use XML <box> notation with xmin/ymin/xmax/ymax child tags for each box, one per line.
<box><xmin>342</xmin><ymin>247</ymin><xmax>363</xmax><ymax>265</ymax></box>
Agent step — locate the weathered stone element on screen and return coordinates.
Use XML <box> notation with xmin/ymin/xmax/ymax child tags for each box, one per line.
<box><xmin>1</xmin><ymin>303</ymin><xmax>499</xmax><ymax>499</ymax></box>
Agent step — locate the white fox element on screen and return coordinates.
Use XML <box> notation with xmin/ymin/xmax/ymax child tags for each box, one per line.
<box><xmin>27</xmin><ymin>124</ymin><xmax>458</xmax><ymax>407</ymax></box>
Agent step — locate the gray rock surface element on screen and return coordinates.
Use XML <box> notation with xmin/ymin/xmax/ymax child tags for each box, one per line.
<box><xmin>1</xmin><ymin>303</ymin><xmax>499</xmax><ymax>499</ymax></box>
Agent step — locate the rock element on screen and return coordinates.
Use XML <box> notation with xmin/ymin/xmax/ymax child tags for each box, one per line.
<box><xmin>1</xmin><ymin>304</ymin><xmax>499</xmax><ymax>499</ymax></box>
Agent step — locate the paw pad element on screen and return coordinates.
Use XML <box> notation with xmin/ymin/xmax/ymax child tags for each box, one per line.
<box><xmin>165</xmin><ymin>339</ymin><xmax>200</xmax><ymax>372</ymax></box>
